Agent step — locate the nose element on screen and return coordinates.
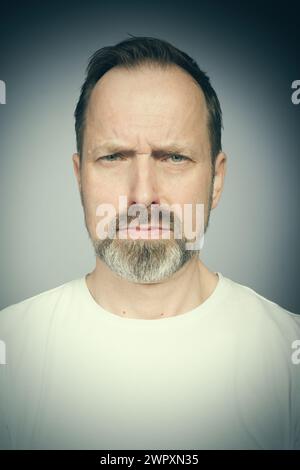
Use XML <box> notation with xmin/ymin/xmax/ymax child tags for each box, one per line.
<box><xmin>127</xmin><ymin>155</ymin><xmax>160</xmax><ymax>208</ymax></box>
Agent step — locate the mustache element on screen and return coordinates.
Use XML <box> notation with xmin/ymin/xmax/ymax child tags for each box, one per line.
<box><xmin>114</xmin><ymin>205</ymin><xmax>177</xmax><ymax>231</ymax></box>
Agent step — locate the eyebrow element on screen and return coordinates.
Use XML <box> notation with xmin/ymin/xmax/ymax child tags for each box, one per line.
<box><xmin>91</xmin><ymin>141</ymin><xmax>193</xmax><ymax>157</ymax></box>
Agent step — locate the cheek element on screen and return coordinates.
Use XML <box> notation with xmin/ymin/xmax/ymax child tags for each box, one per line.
<box><xmin>171</xmin><ymin>174</ymin><xmax>211</xmax><ymax>233</ymax></box>
<box><xmin>80</xmin><ymin>174</ymin><xmax>114</xmax><ymax>236</ymax></box>
<box><xmin>171</xmin><ymin>173</ymin><xmax>210</xmax><ymax>205</ymax></box>
<box><xmin>81</xmin><ymin>168</ymin><xmax>116</xmax><ymax>207</ymax></box>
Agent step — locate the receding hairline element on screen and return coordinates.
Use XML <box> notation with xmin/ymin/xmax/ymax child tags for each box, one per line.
<box><xmin>89</xmin><ymin>60</ymin><xmax>206</xmax><ymax>100</ymax></box>
<box><xmin>82</xmin><ymin>61</ymin><xmax>209</xmax><ymax>154</ymax></box>
<box><xmin>74</xmin><ymin>38</ymin><xmax>223</xmax><ymax>165</ymax></box>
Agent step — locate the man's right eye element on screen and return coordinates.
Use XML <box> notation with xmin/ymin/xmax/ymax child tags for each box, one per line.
<box><xmin>98</xmin><ymin>154</ymin><xmax>122</xmax><ymax>162</ymax></box>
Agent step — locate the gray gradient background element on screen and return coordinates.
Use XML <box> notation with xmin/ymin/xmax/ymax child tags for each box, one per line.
<box><xmin>0</xmin><ymin>0</ymin><xmax>299</xmax><ymax>313</ymax></box>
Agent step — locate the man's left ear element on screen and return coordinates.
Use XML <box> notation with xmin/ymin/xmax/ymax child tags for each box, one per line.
<box><xmin>211</xmin><ymin>151</ymin><xmax>227</xmax><ymax>210</ymax></box>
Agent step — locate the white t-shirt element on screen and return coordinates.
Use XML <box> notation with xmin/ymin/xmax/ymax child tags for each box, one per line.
<box><xmin>0</xmin><ymin>272</ymin><xmax>299</xmax><ymax>450</ymax></box>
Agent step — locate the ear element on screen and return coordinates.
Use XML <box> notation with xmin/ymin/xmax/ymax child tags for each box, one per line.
<box><xmin>211</xmin><ymin>151</ymin><xmax>227</xmax><ymax>210</ymax></box>
<box><xmin>72</xmin><ymin>153</ymin><xmax>81</xmax><ymax>191</ymax></box>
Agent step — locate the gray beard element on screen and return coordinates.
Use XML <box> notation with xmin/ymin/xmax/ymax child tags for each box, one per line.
<box><xmin>84</xmin><ymin>173</ymin><xmax>214</xmax><ymax>284</ymax></box>
<box><xmin>92</xmin><ymin>237</ymin><xmax>199</xmax><ymax>284</ymax></box>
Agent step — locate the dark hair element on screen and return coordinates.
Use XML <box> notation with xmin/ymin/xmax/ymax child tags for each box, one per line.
<box><xmin>74</xmin><ymin>35</ymin><xmax>223</xmax><ymax>166</ymax></box>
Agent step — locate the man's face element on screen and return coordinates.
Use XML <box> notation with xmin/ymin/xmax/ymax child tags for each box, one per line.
<box><xmin>73</xmin><ymin>64</ymin><xmax>226</xmax><ymax>283</ymax></box>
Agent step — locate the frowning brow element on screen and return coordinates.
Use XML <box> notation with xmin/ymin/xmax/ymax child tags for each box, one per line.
<box><xmin>91</xmin><ymin>141</ymin><xmax>193</xmax><ymax>157</ymax></box>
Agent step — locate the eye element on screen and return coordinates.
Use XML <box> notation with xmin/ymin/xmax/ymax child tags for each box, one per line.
<box><xmin>165</xmin><ymin>154</ymin><xmax>189</xmax><ymax>163</ymax></box>
<box><xmin>99</xmin><ymin>153</ymin><xmax>123</xmax><ymax>162</ymax></box>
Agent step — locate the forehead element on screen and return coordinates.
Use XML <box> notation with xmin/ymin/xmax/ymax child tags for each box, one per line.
<box><xmin>84</xmin><ymin>64</ymin><xmax>209</xmax><ymax>152</ymax></box>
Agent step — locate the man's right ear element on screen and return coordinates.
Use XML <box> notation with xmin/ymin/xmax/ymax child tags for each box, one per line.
<box><xmin>72</xmin><ymin>153</ymin><xmax>81</xmax><ymax>191</ymax></box>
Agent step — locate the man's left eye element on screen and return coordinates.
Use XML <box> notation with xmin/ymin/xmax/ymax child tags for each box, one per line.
<box><xmin>166</xmin><ymin>154</ymin><xmax>189</xmax><ymax>163</ymax></box>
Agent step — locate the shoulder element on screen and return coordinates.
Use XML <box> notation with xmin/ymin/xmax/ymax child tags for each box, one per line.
<box><xmin>0</xmin><ymin>278</ymin><xmax>83</xmax><ymax>337</ymax></box>
<box><xmin>220</xmin><ymin>275</ymin><xmax>300</xmax><ymax>449</ymax></box>
<box><xmin>221</xmin><ymin>273</ymin><xmax>299</xmax><ymax>319</ymax></box>
<box><xmin>219</xmin><ymin>273</ymin><xmax>300</xmax><ymax>342</ymax></box>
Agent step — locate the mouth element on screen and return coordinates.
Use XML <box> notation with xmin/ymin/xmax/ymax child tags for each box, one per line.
<box><xmin>117</xmin><ymin>224</ymin><xmax>172</xmax><ymax>237</ymax></box>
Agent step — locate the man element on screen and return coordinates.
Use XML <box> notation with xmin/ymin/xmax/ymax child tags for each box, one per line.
<box><xmin>0</xmin><ymin>36</ymin><xmax>299</xmax><ymax>450</ymax></box>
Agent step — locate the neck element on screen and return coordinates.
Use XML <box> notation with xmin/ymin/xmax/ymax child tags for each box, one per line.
<box><xmin>86</xmin><ymin>256</ymin><xmax>218</xmax><ymax>320</ymax></box>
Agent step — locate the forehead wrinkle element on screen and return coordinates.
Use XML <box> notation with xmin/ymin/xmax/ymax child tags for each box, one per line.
<box><xmin>89</xmin><ymin>140</ymin><xmax>201</xmax><ymax>160</ymax></box>
<box><xmin>86</xmin><ymin>107</ymin><xmax>207</xmax><ymax>145</ymax></box>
